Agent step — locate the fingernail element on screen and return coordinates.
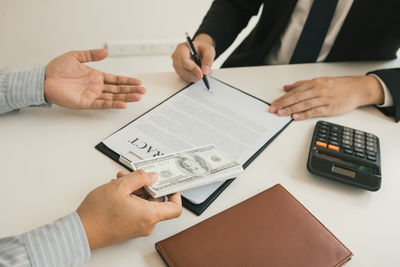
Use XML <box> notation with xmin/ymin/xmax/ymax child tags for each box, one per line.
<box><xmin>292</xmin><ymin>114</ymin><xmax>299</xmax><ymax>120</ymax></box>
<box><xmin>269</xmin><ymin>105</ymin><xmax>277</xmax><ymax>113</ymax></box>
<box><xmin>150</xmin><ymin>172</ymin><xmax>158</xmax><ymax>181</ymax></box>
<box><xmin>277</xmin><ymin>109</ymin><xmax>286</xmax><ymax>116</ymax></box>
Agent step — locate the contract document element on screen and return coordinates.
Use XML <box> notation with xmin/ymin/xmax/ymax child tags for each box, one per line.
<box><xmin>98</xmin><ymin>77</ymin><xmax>291</xmax><ymax>208</ymax></box>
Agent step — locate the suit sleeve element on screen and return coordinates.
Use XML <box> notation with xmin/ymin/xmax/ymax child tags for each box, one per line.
<box><xmin>195</xmin><ymin>0</ymin><xmax>263</xmax><ymax>58</ymax></box>
<box><xmin>368</xmin><ymin>68</ymin><xmax>400</xmax><ymax>122</ymax></box>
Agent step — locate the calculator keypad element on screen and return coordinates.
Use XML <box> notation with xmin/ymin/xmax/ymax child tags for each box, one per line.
<box><xmin>309</xmin><ymin>121</ymin><xmax>381</xmax><ymax>191</ymax></box>
<box><xmin>315</xmin><ymin>121</ymin><xmax>378</xmax><ymax>162</ymax></box>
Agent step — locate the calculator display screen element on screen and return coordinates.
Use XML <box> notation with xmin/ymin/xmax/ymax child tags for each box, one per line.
<box><xmin>316</xmin><ymin>151</ymin><xmax>375</xmax><ymax>174</ymax></box>
<box><xmin>332</xmin><ymin>165</ymin><xmax>356</xmax><ymax>178</ymax></box>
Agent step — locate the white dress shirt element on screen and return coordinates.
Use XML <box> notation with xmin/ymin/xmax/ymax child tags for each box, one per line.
<box><xmin>264</xmin><ymin>0</ymin><xmax>393</xmax><ymax>107</ymax></box>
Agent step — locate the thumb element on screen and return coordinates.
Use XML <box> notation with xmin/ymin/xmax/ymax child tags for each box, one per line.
<box><xmin>120</xmin><ymin>170</ymin><xmax>158</xmax><ymax>193</ymax></box>
<box><xmin>71</xmin><ymin>49</ymin><xmax>108</xmax><ymax>63</ymax></box>
<box><xmin>199</xmin><ymin>46</ymin><xmax>215</xmax><ymax>75</ymax></box>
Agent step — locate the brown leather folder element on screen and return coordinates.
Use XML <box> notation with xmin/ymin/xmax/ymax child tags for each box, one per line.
<box><xmin>156</xmin><ymin>184</ymin><xmax>353</xmax><ymax>267</ymax></box>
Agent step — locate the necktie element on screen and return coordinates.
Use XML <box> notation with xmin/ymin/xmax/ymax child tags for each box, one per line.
<box><xmin>290</xmin><ymin>0</ymin><xmax>339</xmax><ymax>64</ymax></box>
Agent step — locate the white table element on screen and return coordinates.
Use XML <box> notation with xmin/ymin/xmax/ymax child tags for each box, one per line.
<box><xmin>1</xmin><ymin>59</ymin><xmax>399</xmax><ymax>266</ymax></box>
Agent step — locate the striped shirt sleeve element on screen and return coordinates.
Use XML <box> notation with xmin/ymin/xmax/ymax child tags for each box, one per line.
<box><xmin>0</xmin><ymin>235</ymin><xmax>31</xmax><ymax>266</ymax></box>
<box><xmin>0</xmin><ymin>66</ymin><xmax>47</xmax><ymax>115</ymax></box>
<box><xmin>0</xmin><ymin>212</ymin><xmax>91</xmax><ymax>267</ymax></box>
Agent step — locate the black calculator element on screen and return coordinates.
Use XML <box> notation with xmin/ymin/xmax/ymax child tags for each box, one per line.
<box><xmin>307</xmin><ymin>121</ymin><xmax>381</xmax><ymax>191</ymax></box>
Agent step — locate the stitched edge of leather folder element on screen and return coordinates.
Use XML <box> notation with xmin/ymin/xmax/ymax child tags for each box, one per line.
<box><xmin>278</xmin><ymin>185</ymin><xmax>354</xmax><ymax>266</ymax></box>
<box><xmin>155</xmin><ymin>243</ymin><xmax>174</xmax><ymax>267</ymax></box>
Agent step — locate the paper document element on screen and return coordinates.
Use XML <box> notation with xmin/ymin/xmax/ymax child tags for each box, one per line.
<box><xmin>129</xmin><ymin>144</ymin><xmax>243</xmax><ymax>198</ymax></box>
<box><xmin>102</xmin><ymin>77</ymin><xmax>291</xmax><ymax>204</ymax></box>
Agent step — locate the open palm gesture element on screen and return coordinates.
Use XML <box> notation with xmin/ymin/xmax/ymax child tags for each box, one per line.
<box><xmin>44</xmin><ymin>49</ymin><xmax>145</xmax><ymax>109</ymax></box>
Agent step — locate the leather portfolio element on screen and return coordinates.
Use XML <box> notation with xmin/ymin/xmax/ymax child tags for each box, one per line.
<box><xmin>155</xmin><ymin>184</ymin><xmax>353</xmax><ymax>267</ymax></box>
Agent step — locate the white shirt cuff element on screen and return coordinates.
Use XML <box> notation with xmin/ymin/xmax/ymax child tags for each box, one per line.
<box><xmin>369</xmin><ymin>74</ymin><xmax>394</xmax><ymax>107</ymax></box>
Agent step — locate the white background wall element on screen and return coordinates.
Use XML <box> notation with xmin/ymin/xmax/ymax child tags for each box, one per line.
<box><xmin>2</xmin><ymin>1</ymin><xmax>397</xmax><ymax>74</ymax></box>
<box><xmin>0</xmin><ymin>0</ymin><xmax>260</xmax><ymax>74</ymax></box>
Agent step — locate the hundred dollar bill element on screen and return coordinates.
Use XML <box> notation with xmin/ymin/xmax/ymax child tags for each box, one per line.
<box><xmin>130</xmin><ymin>144</ymin><xmax>243</xmax><ymax>198</ymax></box>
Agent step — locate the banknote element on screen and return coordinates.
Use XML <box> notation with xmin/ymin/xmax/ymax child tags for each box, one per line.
<box><xmin>131</xmin><ymin>144</ymin><xmax>243</xmax><ymax>198</ymax></box>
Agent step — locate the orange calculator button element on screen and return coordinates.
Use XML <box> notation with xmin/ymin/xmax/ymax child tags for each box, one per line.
<box><xmin>316</xmin><ymin>141</ymin><xmax>327</xmax><ymax>148</ymax></box>
<box><xmin>328</xmin><ymin>144</ymin><xmax>339</xmax><ymax>151</ymax></box>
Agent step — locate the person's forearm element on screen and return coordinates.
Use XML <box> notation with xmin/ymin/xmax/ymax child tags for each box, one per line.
<box><xmin>0</xmin><ymin>66</ymin><xmax>47</xmax><ymax>115</ymax></box>
<box><xmin>0</xmin><ymin>212</ymin><xmax>90</xmax><ymax>267</ymax></box>
<box><xmin>359</xmin><ymin>75</ymin><xmax>384</xmax><ymax>106</ymax></box>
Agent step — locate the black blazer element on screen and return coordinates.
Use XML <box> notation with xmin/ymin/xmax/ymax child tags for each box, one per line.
<box><xmin>195</xmin><ymin>0</ymin><xmax>400</xmax><ymax>121</ymax></box>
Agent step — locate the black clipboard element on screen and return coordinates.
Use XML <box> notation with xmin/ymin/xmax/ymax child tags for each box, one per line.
<box><xmin>96</xmin><ymin>77</ymin><xmax>292</xmax><ymax>215</ymax></box>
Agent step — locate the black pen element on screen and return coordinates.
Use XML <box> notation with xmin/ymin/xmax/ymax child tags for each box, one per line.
<box><xmin>185</xmin><ymin>32</ymin><xmax>210</xmax><ymax>90</ymax></box>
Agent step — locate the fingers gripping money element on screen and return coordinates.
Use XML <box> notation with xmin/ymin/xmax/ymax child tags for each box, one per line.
<box><xmin>129</xmin><ymin>145</ymin><xmax>243</xmax><ymax>198</ymax></box>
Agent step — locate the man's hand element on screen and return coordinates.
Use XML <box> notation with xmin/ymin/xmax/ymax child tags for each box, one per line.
<box><xmin>172</xmin><ymin>34</ymin><xmax>215</xmax><ymax>82</ymax></box>
<box><xmin>268</xmin><ymin>75</ymin><xmax>385</xmax><ymax>120</ymax></box>
<box><xmin>44</xmin><ymin>49</ymin><xmax>146</xmax><ymax>109</ymax></box>
<box><xmin>76</xmin><ymin>170</ymin><xmax>182</xmax><ymax>250</ymax></box>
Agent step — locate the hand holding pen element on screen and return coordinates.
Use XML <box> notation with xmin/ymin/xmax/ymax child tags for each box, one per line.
<box><xmin>185</xmin><ymin>32</ymin><xmax>210</xmax><ymax>89</ymax></box>
<box><xmin>172</xmin><ymin>33</ymin><xmax>216</xmax><ymax>87</ymax></box>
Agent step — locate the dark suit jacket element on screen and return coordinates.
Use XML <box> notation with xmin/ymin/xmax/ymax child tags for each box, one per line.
<box><xmin>195</xmin><ymin>0</ymin><xmax>400</xmax><ymax>121</ymax></box>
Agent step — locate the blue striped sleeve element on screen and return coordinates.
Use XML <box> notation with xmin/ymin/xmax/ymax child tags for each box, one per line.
<box><xmin>0</xmin><ymin>212</ymin><xmax>90</xmax><ymax>267</ymax></box>
<box><xmin>0</xmin><ymin>235</ymin><xmax>31</xmax><ymax>266</ymax></box>
<box><xmin>22</xmin><ymin>212</ymin><xmax>91</xmax><ymax>267</ymax></box>
<box><xmin>0</xmin><ymin>66</ymin><xmax>47</xmax><ymax>115</ymax></box>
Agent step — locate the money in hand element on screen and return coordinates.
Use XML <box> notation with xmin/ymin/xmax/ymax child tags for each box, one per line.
<box><xmin>131</xmin><ymin>144</ymin><xmax>243</xmax><ymax>198</ymax></box>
